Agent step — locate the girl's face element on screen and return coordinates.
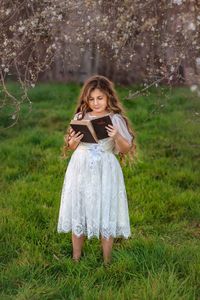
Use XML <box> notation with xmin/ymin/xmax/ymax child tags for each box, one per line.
<box><xmin>88</xmin><ymin>88</ymin><xmax>108</xmax><ymax>115</ymax></box>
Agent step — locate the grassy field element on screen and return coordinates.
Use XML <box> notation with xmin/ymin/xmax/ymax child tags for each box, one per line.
<box><xmin>1</xmin><ymin>82</ymin><xmax>200</xmax><ymax>299</ymax></box>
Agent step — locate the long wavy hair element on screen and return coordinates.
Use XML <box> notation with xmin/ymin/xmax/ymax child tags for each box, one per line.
<box><xmin>61</xmin><ymin>75</ymin><xmax>138</xmax><ymax>166</ymax></box>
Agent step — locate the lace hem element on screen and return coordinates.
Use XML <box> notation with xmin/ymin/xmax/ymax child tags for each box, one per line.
<box><xmin>57</xmin><ymin>224</ymin><xmax>131</xmax><ymax>240</ymax></box>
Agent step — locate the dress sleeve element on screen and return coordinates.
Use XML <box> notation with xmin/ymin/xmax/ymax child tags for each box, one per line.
<box><xmin>69</xmin><ymin>113</ymin><xmax>79</xmax><ymax>135</ymax></box>
<box><xmin>111</xmin><ymin>113</ymin><xmax>133</xmax><ymax>154</ymax></box>
<box><xmin>73</xmin><ymin>113</ymin><xmax>78</xmax><ymax>120</ymax></box>
<box><xmin>73</xmin><ymin>112</ymin><xmax>83</xmax><ymax>120</ymax></box>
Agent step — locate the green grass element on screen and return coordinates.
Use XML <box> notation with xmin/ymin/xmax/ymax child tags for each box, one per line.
<box><xmin>1</xmin><ymin>81</ymin><xmax>200</xmax><ymax>299</ymax></box>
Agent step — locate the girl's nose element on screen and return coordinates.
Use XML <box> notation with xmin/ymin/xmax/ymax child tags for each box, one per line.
<box><xmin>94</xmin><ymin>99</ymin><xmax>98</xmax><ymax>105</ymax></box>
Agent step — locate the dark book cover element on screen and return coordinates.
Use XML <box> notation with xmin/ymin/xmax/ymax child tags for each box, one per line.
<box><xmin>70</xmin><ymin>124</ymin><xmax>98</xmax><ymax>143</ymax></box>
<box><xmin>91</xmin><ymin>115</ymin><xmax>113</xmax><ymax>140</ymax></box>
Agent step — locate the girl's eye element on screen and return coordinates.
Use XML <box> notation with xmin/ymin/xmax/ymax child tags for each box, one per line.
<box><xmin>89</xmin><ymin>98</ymin><xmax>102</xmax><ymax>101</ymax></box>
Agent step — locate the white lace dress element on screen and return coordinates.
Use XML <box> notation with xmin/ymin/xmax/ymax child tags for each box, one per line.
<box><xmin>57</xmin><ymin>112</ymin><xmax>133</xmax><ymax>240</ymax></box>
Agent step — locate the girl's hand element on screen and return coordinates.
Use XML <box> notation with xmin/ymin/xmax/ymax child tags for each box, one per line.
<box><xmin>105</xmin><ymin>124</ymin><xmax>120</xmax><ymax>139</ymax></box>
<box><xmin>68</xmin><ymin>128</ymin><xmax>84</xmax><ymax>149</ymax></box>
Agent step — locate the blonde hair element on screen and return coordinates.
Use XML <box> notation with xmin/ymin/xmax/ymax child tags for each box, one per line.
<box><xmin>61</xmin><ymin>74</ymin><xmax>138</xmax><ymax>166</ymax></box>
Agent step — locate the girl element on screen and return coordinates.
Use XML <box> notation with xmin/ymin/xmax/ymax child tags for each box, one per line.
<box><xmin>57</xmin><ymin>75</ymin><xmax>137</xmax><ymax>265</ymax></box>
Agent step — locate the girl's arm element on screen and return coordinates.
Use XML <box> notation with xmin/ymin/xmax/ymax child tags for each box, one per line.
<box><xmin>113</xmin><ymin>131</ymin><xmax>131</xmax><ymax>154</ymax></box>
<box><xmin>67</xmin><ymin>128</ymin><xmax>84</xmax><ymax>150</ymax></box>
<box><xmin>106</xmin><ymin>114</ymin><xmax>133</xmax><ymax>154</ymax></box>
<box><xmin>105</xmin><ymin>124</ymin><xmax>132</xmax><ymax>154</ymax></box>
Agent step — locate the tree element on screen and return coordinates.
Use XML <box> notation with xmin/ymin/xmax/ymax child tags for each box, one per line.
<box><xmin>1</xmin><ymin>0</ymin><xmax>200</xmax><ymax>128</ymax></box>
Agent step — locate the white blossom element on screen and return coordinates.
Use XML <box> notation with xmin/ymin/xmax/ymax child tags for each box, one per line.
<box><xmin>188</xmin><ymin>22</ymin><xmax>195</xmax><ymax>31</ymax></box>
<box><xmin>170</xmin><ymin>66</ymin><xmax>175</xmax><ymax>72</ymax></box>
<box><xmin>18</xmin><ymin>26</ymin><xmax>25</xmax><ymax>33</ymax></box>
<box><xmin>196</xmin><ymin>57</ymin><xmax>200</xmax><ymax>67</ymax></box>
<box><xmin>190</xmin><ymin>85</ymin><xmax>198</xmax><ymax>92</ymax></box>
<box><xmin>172</xmin><ymin>0</ymin><xmax>183</xmax><ymax>5</ymax></box>
<box><xmin>5</xmin><ymin>9</ymin><xmax>11</xmax><ymax>15</ymax></box>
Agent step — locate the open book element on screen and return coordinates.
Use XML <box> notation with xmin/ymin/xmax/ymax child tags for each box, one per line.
<box><xmin>70</xmin><ymin>114</ymin><xmax>113</xmax><ymax>143</ymax></box>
